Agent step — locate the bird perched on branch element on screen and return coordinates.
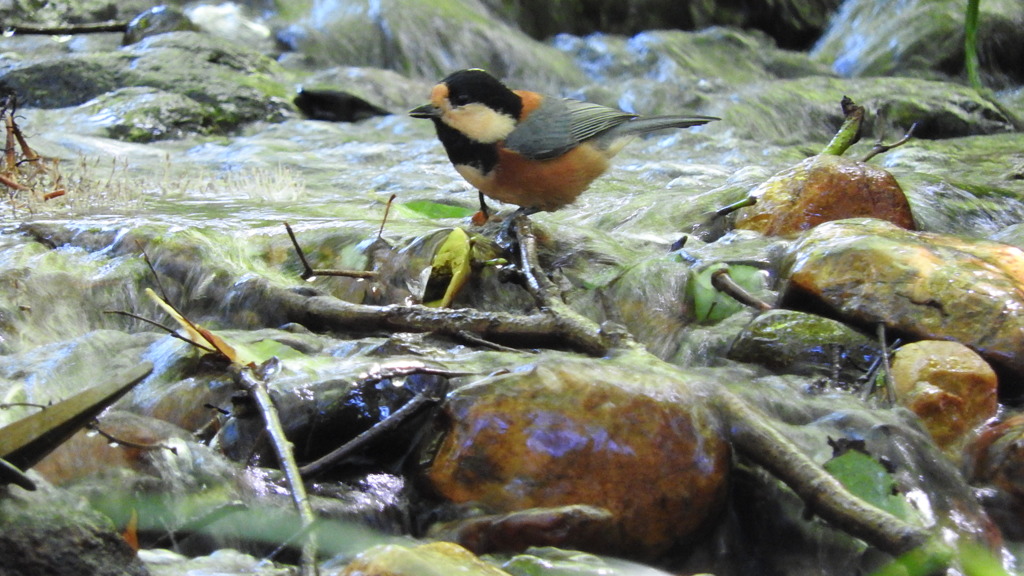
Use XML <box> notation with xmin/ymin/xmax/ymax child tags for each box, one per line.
<box><xmin>410</xmin><ymin>68</ymin><xmax>718</xmax><ymax>219</ymax></box>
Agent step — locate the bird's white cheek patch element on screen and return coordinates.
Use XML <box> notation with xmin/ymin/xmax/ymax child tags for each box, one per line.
<box><xmin>443</xmin><ymin>102</ymin><xmax>517</xmax><ymax>144</ymax></box>
<box><xmin>455</xmin><ymin>163</ymin><xmax>491</xmax><ymax>189</ymax></box>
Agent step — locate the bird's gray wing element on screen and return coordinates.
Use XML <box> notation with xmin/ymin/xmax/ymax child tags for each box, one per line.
<box><xmin>504</xmin><ymin>98</ymin><xmax>636</xmax><ymax>160</ymax></box>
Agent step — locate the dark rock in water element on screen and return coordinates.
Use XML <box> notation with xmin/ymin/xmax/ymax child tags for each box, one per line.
<box><xmin>294</xmin><ymin>88</ymin><xmax>392</xmax><ymax>122</ymax></box>
<box><xmin>122</xmin><ymin>5</ymin><xmax>199</xmax><ymax>46</ymax></box>
<box><xmin>0</xmin><ymin>478</ymin><xmax>149</xmax><ymax>576</ymax></box>
<box><xmin>77</xmin><ymin>86</ymin><xmax>214</xmax><ymax>142</ymax></box>
<box><xmin>728</xmin><ymin>309</ymin><xmax>880</xmax><ymax>389</ymax></box>
<box><xmin>0</xmin><ymin>53</ymin><xmax>126</xmax><ymax>108</ymax></box>
<box><xmin>292</xmin><ymin>66</ymin><xmax>432</xmax><ymax>112</ymax></box>
<box><xmin>218</xmin><ymin>367</ymin><xmax>448</xmax><ymax>477</ymax></box>
<box><xmin>494</xmin><ymin>0</ymin><xmax>840</xmax><ymax>51</ymax></box>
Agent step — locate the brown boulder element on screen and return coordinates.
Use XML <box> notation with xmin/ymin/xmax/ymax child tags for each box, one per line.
<box><xmin>735</xmin><ymin>154</ymin><xmax>915</xmax><ymax>236</ymax></box>
<box><xmin>891</xmin><ymin>340</ymin><xmax>998</xmax><ymax>453</ymax></box>
<box><xmin>423</xmin><ymin>357</ymin><xmax>731</xmax><ymax>559</ymax></box>
<box><xmin>782</xmin><ymin>218</ymin><xmax>1024</xmax><ymax>377</ymax></box>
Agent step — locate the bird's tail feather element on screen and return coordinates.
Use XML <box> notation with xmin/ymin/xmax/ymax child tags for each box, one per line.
<box><xmin>617</xmin><ymin>115</ymin><xmax>719</xmax><ymax>136</ymax></box>
<box><xmin>595</xmin><ymin>115</ymin><xmax>718</xmax><ymax>156</ymax></box>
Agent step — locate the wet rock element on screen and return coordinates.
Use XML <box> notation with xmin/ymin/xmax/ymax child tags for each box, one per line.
<box><xmin>338</xmin><ymin>541</ymin><xmax>509</xmax><ymax>576</ymax></box>
<box><xmin>422</xmin><ymin>356</ymin><xmax>730</xmax><ymax>559</ymax></box>
<box><xmin>0</xmin><ymin>477</ymin><xmax>149</xmax><ymax>576</ymax></box>
<box><xmin>595</xmin><ymin>256</ymin><xmax>691</xmax><ymax>359</ymax></box>
<box><xmin>713</xmin><ymin>76</ymin><xmax>1015</xmax><ymax>145</ymax></box>
<box><xmin>183</xmin><ymin>3</ymin><xmax>272</xmax><ymax>51</ymax></box>
<box><xmin>894</xmin><ymin>135</ymin><xmax>1024</xmax><ymax>238</ymax></box>
<box><xmin>76</xmin><ymin>86</ymin><xmax>214</xmax><ymax>142</ymax></box>
<box><xmin>122</xmin><ymin>6</ymin><xmax>200</xmax><ymax>46</ymax></box>
<box><xmin>276</xmin><ymin>0</ymin><xmax>586</xmax><ymax>91</ymax></box>
<box><xmin>734</xmin><ymin>154</ymin><xmax>915</xmax><ymax>236</ymax></box>
<box><xmin>117</xmin><ymin>31</ymin><xmax>290</xmax><ymax>131</ymax></box>
<box><xmin>558</xmin><ymin>28</ymin><xmax>830</xmax><ymax>118</ymax></box>
<box><xmin>0</xmin><ymin>330</ymin><xmax>161</xmax><ymax>409</ymax></box>
<box><xmin>0</xmin><ymin>52</ymin><xmax>127</xmax><ymax>108</ymax></box>
<box><xmin>963</xmin><ymin>414</ymin><xmax>1024</xmax><ymax>540</ymax></box>
<box><xmin>992</xmin><ymin>222</ymin><xmax>1024</xmax><ymax>251</ymax></box>
<box><xmin>891</xmin><ymin>340</ymin><xmax>998</xmax><ymax>454</ymax></box>
<box><xmin>0</xmin><ymin>31</ymin><xmax>290</xmax><ymax>135</ymax></box>
<box><xmin>32</xmin><ymin>410</ymin><xmax>220</xmax><ymax>487</ymax></box>
<box><xmin>724</xmin><ymin>368</ymin><xmax>1001</xmax><ymax>575</ymax></box>
<box><xmin>26</xmin><ymin>409</ymin><xmax>245</xmax><ymax>543</ymax></box>
<box><xmin>727</xmin><ymin>309</ymin><xmax>880</xmax><ymax>388</ymax></box>
<box><xmin>812</xmin><ymin>0</ymin><xmax>1024</xmax><ymax>89</ymax></box>
<box><xmin>141</xmin><ymin>548</ymin><xmax>293</xmax><ymax>576</ymax></box>
<box><xmin>781</xmin><ymin>218</ymin><xmax>1024</xmax><ymax>379</ymax></box>
<box><xmin>499</xmin><ymin>547</ymin><xmax>679</xmax><ymax>576</ymax></box>
<box><xmin>428</xmin><ymin>504</ymin><xmax>618</xmax><ymax>555</ymax></box>
<box><xmin>0</xmin><ymin>0</ymin><xmax>152</xmax><ymax>27</ymax></box>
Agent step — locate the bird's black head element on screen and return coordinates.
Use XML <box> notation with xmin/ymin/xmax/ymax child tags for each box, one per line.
<box><xmin>440</xmin><ymin>69</ymin><xmax>522</xmax><ymax>119</ymax></box>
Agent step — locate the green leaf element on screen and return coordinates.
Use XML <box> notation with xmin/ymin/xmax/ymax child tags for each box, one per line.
<box><xmin>423</xmin><ymin>228</ymin><xmax>473</xmax><ymax>307</ymax></box>
<box><xmin>687</xmin><ymin>263</ymin><xmax>765</xmax><ymax>324</ymax></box>
<box><xmin>396</xmin><ymin>200</ymin><xmax>477</xmax><ymax>220</ymax></box>
<box><xmin>823</xmin><ymin>449</ymin><xmax>913</xmax><ymax>522</ymax></box>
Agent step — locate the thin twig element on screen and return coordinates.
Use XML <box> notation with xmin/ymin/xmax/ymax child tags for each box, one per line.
<box><xmin>709</xmin><ymin>267</ymin><xmax>772</xmax><ymax>311</ymax></box>
<box><xmin>138</xmin><ymin>243</ymin><xmax>176</xmax><ymax>313</ymax></box>
<box><xmin>861</xmin><ymin>123</ymin><xmax>917</xmax><ymax>162</ymax></box>
<box><xmin>455</xmin><ymin>330</ymin><xmax>525</xmax><ymax>352</ymax></box>
<box><xmin>876</xmin><ymin>324</ymin><xmax>896</xmax><ymax>406</ymax></box>
<box><xmin>234</xmin><ymin>362</ymin><xmax>318</xmax><ymax>576</ymax></box>
<box><xmin>104</xmin><ymin>309</ymin><xmax>218</xmax><ymax>353</ymax></box>
<box><xmin>378</xmin><ymin>194</ymin><xmax>396</xmax><ymax>240</ymax></box>
<box><xmin>283</xmin><ymin>221</ymin><xmax>378</xmax><ymax>281</ymax></box>
<box><xmin>284</xmin><ymin>221</ymin><xmax>317</xmax><ymax>280</ymax></box>
<box><xmin>299</xmin><ymin>392</ymin><xmax>438</xmax><ymax>478</ymax></box>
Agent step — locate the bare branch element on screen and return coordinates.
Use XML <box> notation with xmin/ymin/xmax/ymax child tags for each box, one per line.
<box><xmin>283</xmin><ymin>221</ymin><xmax>378</xmax><ymax>281</ymax></box>
<box><xmin>233</xmin><ymin>361</ymin><xmax>319</xmax><ymax>576</ymax></box>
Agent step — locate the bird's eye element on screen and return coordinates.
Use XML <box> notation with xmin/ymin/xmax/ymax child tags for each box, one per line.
<box><xmin>450</xmin><ymin>93</ymin><xmax>470</xmax><ymax>107</ymax></box>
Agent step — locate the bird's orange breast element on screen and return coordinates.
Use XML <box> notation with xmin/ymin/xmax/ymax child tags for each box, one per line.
<box><xmin>457</xmin><ymin>142</ymin><xmax>611</xmax><ymax>211</ymax></box>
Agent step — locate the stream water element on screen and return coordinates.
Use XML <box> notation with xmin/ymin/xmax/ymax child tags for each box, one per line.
<box><xmin>2</xmin><ymin>3</ymin><xmax>1024</xmax><ymax>575</ymax></box>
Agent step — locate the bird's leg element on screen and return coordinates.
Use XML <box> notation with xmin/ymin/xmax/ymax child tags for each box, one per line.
<box><xmin>478</xmin><ymin>192</ymin><xmax>491</xmax><ymax>219</ymax></box>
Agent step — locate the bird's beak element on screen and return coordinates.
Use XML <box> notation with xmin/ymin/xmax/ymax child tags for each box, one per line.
<box><xmin>409</xmin><ymin>103</ymin><xmax>441</xmax><ymax>119</ymax></box>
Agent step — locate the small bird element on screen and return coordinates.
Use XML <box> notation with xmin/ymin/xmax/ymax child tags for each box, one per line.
<box><xmin>410</xmin><ymin>68</ymin><xmax>718</xmax><ymax>218</ymax></box>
